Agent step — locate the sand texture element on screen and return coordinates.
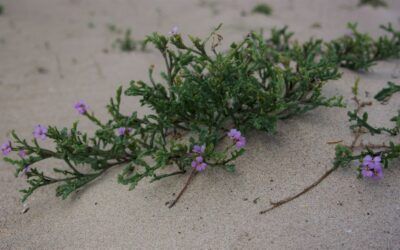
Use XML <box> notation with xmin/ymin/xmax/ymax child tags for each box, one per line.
<box><xmin>0</xmin><ymin>0</ymin><xmax>400</xmax><ymax>249</ymax></box>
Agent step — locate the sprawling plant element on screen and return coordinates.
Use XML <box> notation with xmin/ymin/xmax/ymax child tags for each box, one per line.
<box><xmin>358</xmin><ymin>0</ymin><xmax>388</xmax><ymax>8</ymax></box>
<box><xmin>326</xmin><ymin>23</ymin><xmax>400</xmax><ymax>71</ymax></box>
<box><xmin>260</xmin><ymin>79</ymin><xmax>399</xmax><ymax>214</ymax></box>
<box><xmin>334</xmin><ymin>80</ymin><xmax>399</xmax><ymax>179</ymax></box>
<box><xmin>2</xmin><ymin>23</ymin><xmax>399</xmax><ymax>207</ymax></box>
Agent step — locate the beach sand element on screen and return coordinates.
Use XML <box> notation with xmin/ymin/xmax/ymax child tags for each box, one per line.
<box><xmin>0</xmin><ymin>0</ymin><xmax>399</xmax><ymax>249</ymax></box>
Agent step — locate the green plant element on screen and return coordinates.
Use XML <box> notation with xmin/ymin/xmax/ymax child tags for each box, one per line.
<box><xmin>2</xmin><ymin>23</ymin><xmax>400</xmax><ymax>208</ymax></box>
<box><xmin>374</xmin><ymin>82</ymin><xmax>400</xmax><ymax>102</ymax></box>
<box><xmin>252</xmin><ymin>3</ymin><xmax>273</xmax><ymax>16</ymax></box>
<box><xmin>333</xmin><ymin>81</ymin><xmax>399</xmax><ymax>177</ymax></box>
<box><xmin>358</xmin><ymin>0</ymin><xmax>387</xmax><ymax>8</ymax></box>
<box><xmin>114</xmin><ymin>29</ymin><xmax>147</xmax><ymax>52</ymax></box>
<box><xmin>260</xmin><ymin>79</ymin><xmax>399</xmax><ymax>214</ymax></box>
<box><xmin>2</xmin><ymin>24</ymin><xmax>345</xmax><ymax>203</ymax></box>
<box><xmin>326</xmin><ymin>23</ymin><xmax>400</xmax><ymax>71</ymax></box>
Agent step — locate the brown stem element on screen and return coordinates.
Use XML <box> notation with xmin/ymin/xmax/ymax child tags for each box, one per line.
<box><xmin>350</xmin><ymin>129</ymin><xmax>362</xmax><ymax>149</ymax></box>
<box><xmin>168</xmin><ymin>168</ymin><xmax>197</xmax><ymax>208</ymax></box>
<box><xmin>326</xmin><ymin>140</ymin><xmax>343</xmax><ymax>144</ymax></box>
<box><xmin>259</xmin><ymin>89</ymin><xmax>368</xmax><ymax>215</ymax></box>
<box><xmin>259</xmin><ymin>166</ymin><xmax>337</xmax><ymax>214</ymax></box>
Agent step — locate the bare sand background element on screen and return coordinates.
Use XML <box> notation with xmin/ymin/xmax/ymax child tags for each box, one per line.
<box><xmin>0</xmin><ymin>0</ymin><xmax>400</xmax><ymax>249</ymax></box>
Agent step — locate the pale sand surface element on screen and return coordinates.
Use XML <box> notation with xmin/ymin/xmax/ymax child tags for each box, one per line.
<box><xmin>0</xmin><ymin>0</ymin><xmax>400</xmax><ymax>249</ymax></box>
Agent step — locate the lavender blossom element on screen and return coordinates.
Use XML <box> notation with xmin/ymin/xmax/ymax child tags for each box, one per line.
<box><xmin>191</xmin><ymin>156</ymin><xmax>207</xmax><ymax>172</ymax></box>
<box><xmin>228</xmin><ymin>128</ymin><xmax>241</xmax><ymax>140</ymax></box>
<box><xmin>227</xmin><ymin>128</ymin><xmax>246</xmax><ymax>149</ymax></box>
<box><xmin>168</xmin><ymin>26</ymin><xmax>179</xmax><ymax>36</ymax></box>
<box><xmin>33</xmin><ymin>125</ymin><xmax>47</xmax><ymax>141</ymax></box>
<box><xmin>21</xmin><ymin>165</ymin><xmax>30</xmax><ymax>176</ymax></box>
<box><xmin>1</xmin><ymin>140</ymin><xmax>12</xmax><ymax>156</ymax></box>
<box><xmin>18</xmin><ymin>150</ymin><xmax>27</xmax><ymax>158</ymax></box>
<box><xmin>74</xmin><ymin>100</ymin><xmax>88</xmax><ymax>115</ymax></box>
<box><xmin>235</xmin><ymin>136</ymin><xmax>246</xmax><ymax>149</ymax></box>
<box><xmin>361</xmin><ymin>155</ymin><xmax>383</xmax><ymax>180</ymax></box>
<box><xmin>192</xmin><ymin>144</ymin><xmax>205</xmax><ymax>155</ymax></box>
<box><xmin>117</xmin><ymin>127</ymin><xmax>132</xmax><ymax>136</ymax></box>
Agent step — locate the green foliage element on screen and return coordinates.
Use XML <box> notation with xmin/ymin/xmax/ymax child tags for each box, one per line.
<box><xmin>334</xmin><ymin>83</ymin><xmax>400</xmax><ymax>172</ymax></box>
<box><xmin>374</xmin><ymin>82</ymin><xmax>400</xmax><ymax>102</ymax></box>
<box><xmin>252</xmin><ymin>3</ymin><xmax>273</xmax><ymax>16</ymax></box>
<box><xmin>358</xmin><ymin>0</ymin><xmax>387</xmax><ymax>8</ymax></box>
<box><xmin>326</xmin><ymin>23</ymin><xmax>400</xmax><ymax>71</ymax></box>
<box><xmin>2</xmin><ymin>22</ymin><xmax>400</xmax><ymax>202</ymax></box>
<box><xmin>114</xmin><ymin>29</ymin><xmax>147</xmax><ymax>52</ymax></box>
<box><xmin>348</xmin><ymin>110</ymin><xmax>399</xmax><ymax>136</ymax></box>
<box><xmin>0</xmin><ymin>4</ymin><xmax>3</xmax><ymax>15</ymax></box>
<box><xmin>333</xmin><ymin>144</ymin><xmax>354</xmax><ymax>168</ymax></box>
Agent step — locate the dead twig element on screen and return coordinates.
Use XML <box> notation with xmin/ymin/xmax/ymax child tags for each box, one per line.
<box><xmin>327</xmin><ymin>140</ymin><xmax>343</xmax><ymax>144</ymax></box>
<box><xmin>168</xmin><ymin>168</ymin><xmax>197</xmax><ymax>208</ymax></box>
<box><xmin>260</xmin><ymin>166</ymin><xmax>337</xmax><ymax>214</ymax></box>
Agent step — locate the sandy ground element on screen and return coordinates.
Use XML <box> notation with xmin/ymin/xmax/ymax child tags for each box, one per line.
<box><xmin>0</xmin><ymin>0</ymin><xmax>400</xmax><ymax>249</ymax></box>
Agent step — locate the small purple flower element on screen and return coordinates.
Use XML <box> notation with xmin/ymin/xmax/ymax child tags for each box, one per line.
<box><xmin>227</xmin><ymin>128</ymin><xmax>246</xmax><ymax>149</ymax></box>
<box><xmin>20</xmin><ymin>165</ymin><xmax>30</xmax><ymax>177</ymax></box>
<box><xmin>192</xmin><ymin>144</ymin><xmax>205</xmax><ymax>155</ymax></box>
<box><xmin>18</xmin><ymin>150</ymin><xmax>27</xmax><ymax>158</ymax></box>
<box><xmin>21</xmin><ymin>165</ymin><xmax>30</xmax><ymax>176</ymax></box>
<box><xmin>74</xmin><ymin>100</ymin><xmax>88</xmax><ymax>115</ymax></box>
<box><xmin>1</xmin><ymin>140</ymin><xmax>12</xmax><ymax>156</ymax></box>
<box><xmin>228</xmin><ymin>129</ymin><xmax>241</xmax><ymax>140</ymax></box>
<box><xmin>117</xmin><ymin>127</ymin><xmax>132</xmax><ymax>136</ymax></box>
<box><xmin>235</xmin><ymin>136</ymin><xmax>246</xmax><ymax>149</ymax></box>
<box><xmin>33</xmin><ymin>125</ymin><xmax>47</xmax><ymax>141</ymax></box>
<box><xmin>168</xmin><ymin>25</ymin><xmax>179</xmax><ymax>36</ymax></box>
<box><xmin>191</xmin><ymin>156</ymin><xmax>207</xmax><ymax>172</ymax></box>
<box><xmin>361</xmin><ymin>155</ymin><xmax>383</xmax><ymax>180</ymax></box>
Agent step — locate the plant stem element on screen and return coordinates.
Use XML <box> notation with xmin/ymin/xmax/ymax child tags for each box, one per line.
<box><xmin>151</xmin><ymin>170</ymin><xmax>186</xmax><ymax>182</ymax></box>
<box><xmin>260</xmin><ymin>165</ymin><xmax>337</xmax><ymax>214</ymax></box>
<box><xmin>64</xmin><ymin>157</ymin><xmax>83</xmax><ymax>175</ymax></box>
<box><xmin>168</xmin><ymin>168</ymin><xmax>197</xmax><ymax>208</ymax></box>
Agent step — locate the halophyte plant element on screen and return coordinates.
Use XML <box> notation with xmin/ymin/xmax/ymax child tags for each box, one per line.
<box><xmin>2</xmin><ymin>23</ymin><xmax>400</xmax><ymax>210</ymax></box>
<box><xmin>334</xmin><ymin>80</ymin><xmax>399</xmax><ymax>180</ymax></box>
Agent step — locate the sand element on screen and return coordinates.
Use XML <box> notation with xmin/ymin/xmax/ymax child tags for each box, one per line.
<box><xmin>0</xmin><ymin>0</ymin><xmax>399</xmax><ymax>249</ymax></box>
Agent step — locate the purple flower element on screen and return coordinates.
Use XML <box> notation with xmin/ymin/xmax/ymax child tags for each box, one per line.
<box><xmin>227</xmin><ymin>128</ymin><xmax>246</xmax><ymax>149</ymax></box>
<box><xmin>168</xmin><ymin>25</ymin><xmax>179</xmax><ymax>36</ymax></box>
<box><xmin>21</xmin><ymin>165</ymin><xmax>30</xmax><ymax>176</ymax></box>
<box><xmin>18</xmin><ymin>150</ymin><xmax>27</xmax><ymax>158</ymax></box>
<box><xmin>33</xmin><ymin>125</ymin><xmax>47</xmax><ymax>141</ymax></box>
<box><xmin>361</xmin><ymin>155</ymin><xmax>383</xmax><ymax>180</ymax></box>
<box><xmin>74</xmin><ymin>100</ymin><xmax>88</xmax><ymax>115</ymax></box>
<box><xmin>192</xmin><ymin>144</ymin><xmax>205</xmax><ymax>155</ymax></box>
<box><xmin>1</xmin><ymin>140</ymin><xmax>12</xmax><ymax>156</ymax></box>
<box><xmin>191</xmin><ymin>156</ymin><xmax>207</xmax><ymax>172</ymax></box>
<box><xmin>228</xmin><ymin>129</ymin><xmax>241</xmax><ymax>140</ymax></box>
<box><xmin>117</xmin><ymin>127</ymin><xmax>132</xmax><ymax>136</ymax></box>
<box><xmin>235</xmin><ymin>136</ymin><xmax>246</xmax><ymax>149</ymax></box>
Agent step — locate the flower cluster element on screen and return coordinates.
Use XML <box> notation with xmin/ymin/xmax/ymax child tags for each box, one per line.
<box><xmin>33</xmin><ymin>125</ymin><xmax>47</xmax><ymax>141</ymax></box>
<box><xmin>191</xmin><ymin>156</ymin><xmax>207</xmax><ymax>172</ymax></box>
<box><xmin>360</xmin><ymin>155</ymin><xmax>383</xmax><ymax>180</ymax></box>
<box><xmin>1</xmin><ymin>140</ymin><xmax>11</xmax><ymax>156</ymax></box>
<box><xmin>18</xmin><ymin>150</ymin><xmax>27</xmax><ymax>158</ymax></box>
<box><xmin>192</xmin><ymin>144</ymin><xmax>205</xmax><ymax>155</ymax></box>
<box><xmin>117</xmin><ymin>127</ymin><xmax>132</xmax><ymax>136</ymax></box>
<box><xmin>191</xmin><ymin>144</ymin><xmax>207</xmax><ymax>171</ymax></box>
<box><xmin>74</xmin><ymin>100</ymin><xmax>88</xmax><ymax>115</ymax></box>
<box><xmin>227</xmin><ymin>129</ymin><xmax>246</xmax><ymax>149</ymax></box>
